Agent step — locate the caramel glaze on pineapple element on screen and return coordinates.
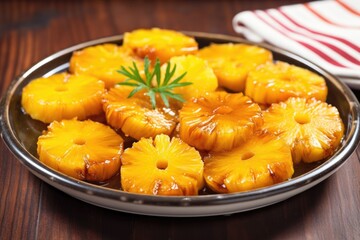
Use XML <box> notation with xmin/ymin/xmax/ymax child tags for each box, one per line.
<box><xmin>262</xmin><ymin>97</ymin><xmax>344</xmax><ymax>164</ymax></box>
<box><xmin>204</xmin><ymin>133</ymin><xmax>294</xmax><ymax>193</ymax></box>
<box><xmin>121</xmin><ymin>134</ymin><xmax>204</xmax><ymax>196</ymax></box>
<box><xmin>102</xmin><ymin>86</ymin><xmax>178</xmax><ymax>140</ymax></box>
<box><xmin>197</xmin><ymin>43</ymin><xmax>273</xmax><ymax>92</ymax></box>
<box><xmin>69</xmin><ymin>44</ymin><xmax>144</xmax><ymax>89</ymax></box>
<box><xmin>37</xmin><ymin>119</ymin><xmax>124</xmax><ymax>182</ymax></box>
<box><xmin>123</xmin><ymin>28</ymin><xmax>198</xmax><ymax>64</ymax></box>
<box><xmin>21</xmin><ymin>73</ymin><xmax>105</xmax><ymax>123</ymax></box>
<box><xmin>179</xmin><ymin>91</ymin><xmax>263</xmax><ymax>152</ymax></box>
<box><xmin>245</xmin><ymin>61</ymin><xmax>328</xmax><ymax>105</ymax></box>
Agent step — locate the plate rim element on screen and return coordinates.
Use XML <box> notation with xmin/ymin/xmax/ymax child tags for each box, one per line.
<box><xmin>1</xmin><ymin>32</ymin><xmax>360</xmax><ymax>216</ymax></box>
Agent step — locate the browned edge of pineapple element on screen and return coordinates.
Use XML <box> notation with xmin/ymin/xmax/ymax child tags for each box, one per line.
<box><xmin>245</xmin><ymin>61</ymin><xmax>328</xmax><ymax>105</ymax></box>
<box><xmin>69</xmin><ymin>43</ymin><xmax>144</xmax><ymax>89</ymax></box>
<box><xmin>37</xmin><ymin>119</ymin><xmax>124</xmax><ymax>182</ymax></box>
<box><xmin>21</xmin><ymin>73</ymin><xmax>105</xmax><ymax>123</ymax></box>
<box><xmin>102</xmin><ymin>86</ymin><xmax>179</xmax><ymax>140</ymax></box>
<box><xmin>179</xmin><ymin>91</ymin><xmax>263</xmax><ymax>152</ymax></box>
<box><xmin>123</xmin><ymin>28</ymin><xmax>198</xmax><ymax>64</ymax></box>
<box><xmin>262</xmin><ymin>97</ymin><xmax>344</xmax><ymax>164</ymax></box>
<box><xmin>197</xmin><ymin>43</ymin><xmax>273</xmax><ymax>92</ymax></box>
<box><xmin>204</xmin><ymin>132</ymin><xmax>294</xmax><ymax>193</ymax></box>
<box><xmin>121</xmin><ymin>134</ymin><xmax>204</xmax><ymax>196</ymax></box>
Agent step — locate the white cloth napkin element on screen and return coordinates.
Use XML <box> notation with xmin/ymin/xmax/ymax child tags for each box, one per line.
<box><xmin>232</xmin><ymin>0</ymin><xmax>360</xmax><ymax>88</ymax></box>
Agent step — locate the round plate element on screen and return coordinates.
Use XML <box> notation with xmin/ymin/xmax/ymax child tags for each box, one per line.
<box><xmin>1</xmin><ymin>32</ymin><xmax>360</xmax><ymax>217</ymax></box>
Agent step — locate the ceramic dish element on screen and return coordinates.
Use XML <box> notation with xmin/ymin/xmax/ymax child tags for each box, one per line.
<box><xmin>1</xmin><ymin>32</ymin><xmax>359</xmax><ymax>217</ymax></box>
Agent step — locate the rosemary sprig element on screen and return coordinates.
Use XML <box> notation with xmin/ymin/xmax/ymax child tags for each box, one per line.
<box><xmin>117</xmin><ymin>56</ymin><xmax>191</xmax><ymax>109</ymax></box>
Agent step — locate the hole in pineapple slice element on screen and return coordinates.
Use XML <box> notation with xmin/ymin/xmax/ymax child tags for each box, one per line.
<box><xmin>73</xmin><ymin>138</ymin><xmax>86</xmax><ymax>145</ymax></box>
<box><xmin>55</xmin><ymin>85</ymin><xmax>68</xmax><ymax>92</ymax></box>
<box><xmin>294</xmin><ymin>112</ymin><xmax>310</xmax><ymax>124</ymax></box>
<box><xmin>241</xmin><ymin>151</ymin><xmax>255</xmax><ymax>160</ymax></box>
<box><xmin>156</xmin><ymin>159</ymin><xmax>168</xmax><ymax>170</ymax></box>
<box><xmin>213</xmin><ymin>105</ymin><xmax>233</xmax><ymax>114</ymax></box>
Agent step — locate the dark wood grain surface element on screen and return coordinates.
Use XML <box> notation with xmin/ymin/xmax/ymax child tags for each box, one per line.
<box><xmin>1</xmin><ymin>1</ymin><xmax>360</xmax><ymax>239</ymax></box>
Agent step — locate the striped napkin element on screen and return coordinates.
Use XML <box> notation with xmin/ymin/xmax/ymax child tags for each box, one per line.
<box><xmin>232</xmin><ymin>0</ymin><xmax>360</xmax><ymax>88</ymax></box>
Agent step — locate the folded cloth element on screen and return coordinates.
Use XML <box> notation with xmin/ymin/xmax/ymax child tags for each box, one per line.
<box><xmin>232</xmin><ymin>0</ymin><xmax>360</xmax><ymax>87</ymax></box>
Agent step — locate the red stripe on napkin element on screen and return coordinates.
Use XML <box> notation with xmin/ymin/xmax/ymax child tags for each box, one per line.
<box><xmin>337</xmin><ymin>0</ymin><xmax>360</xmax><ymax>16</ymax></box>
<box><xmin>278</xmin><ymin>9</ymin><xmax>360</xmax><ymax>52</ymax></box>
<box><xmin>304</xmin><ymin>3</ymin><xmax>356</xmax><ymax>28</ymax></box>
<box><xmin>255</xmin><ymin>11</ymin><xmax>347</xmax><ymax>68</ymax></box>
<box><xmin>265</xmin><ymin>10</ymin><xmax>360</xmax><ymax>65</ymax></box>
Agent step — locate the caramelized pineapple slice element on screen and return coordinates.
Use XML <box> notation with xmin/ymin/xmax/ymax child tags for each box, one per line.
<box><xmin>245</xmin><ymin>61</ymin><xmax>328</xmax><ymax>105</ymax></box>
<box><xmin>161</xmin><ymin>55</ymin><xmax>218</xmax><ymax>101</ymax></box>
<box><xmin>121</xmin><ymin>134</ymin><xmax>204</xmax><ymax>196</ymax></box>
<box><xmin>179</xmin><ymin>91</ymin><xmax>263</xmax><ymax>152</ymax></box>
<box><xmin>204</xmin><ymin>133</ymin><xmax>294</xmax><ymax>193</ymax></box>
<box><xmin>69</xmin><ymin>44</ymin><xmax>144</xmax><ymax>89</ymax></box>
<box><xmin>37</xmin><ymin>119</ymin><xmax>123</xmax><ymax>182</ymax></box>
<box><xmin>123</xmin><ymin>28</ymin><xmax>198</xmax><ymax>64</ymax></box>
<box><xmin>21</xmin><ymin>73</ymin><xmax>105</xmax><ymax>123</ymax></box>
<box><xmin>102</xmin><ymin>86</ymin><xmax>178</xmax><ymax>140</ymax></box>
<box><xmin>262</xmin><ymin>97</ymin><xmax>344</xmax><ymax>163</ymax></box>
<box><xmin>197</xmin><ymin>43</ymin><xmax>272</xmax><ymax>92</ymax></box>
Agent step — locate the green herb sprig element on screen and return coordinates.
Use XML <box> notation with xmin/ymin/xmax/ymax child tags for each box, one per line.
<box><xmin>117</xmin><ymin>57</ymin><xmax>191</xmax><ymax>109</ymax></box>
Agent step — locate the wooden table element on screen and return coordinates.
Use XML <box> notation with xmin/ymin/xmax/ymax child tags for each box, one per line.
<box><xmin>1</xmin><ymin>0</ymin><xmax>360</xmax><ymax>239</ymax></box>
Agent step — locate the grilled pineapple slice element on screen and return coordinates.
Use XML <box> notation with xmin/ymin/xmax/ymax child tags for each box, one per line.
<box><xmin>179</xmin><ymin>91</ymin><xmax>263</xmax><ymax>152</ymax></box>
<box><xmin>197</xmin><ymin>43</ymin><xmax>272</xmax><ymax>92</ymax></box>
<box><xmin>161</xmin><ymin>55</ymin><xmax>218</xmax><ymax>101</ymax></box>
<box><xmin>102</xmin><ymin>86</ymin><xmax>178</xmax><ymax>140</ymax></box>
<box><xmin>37</xmin><ymin>119</ymin><xmax>123</xmax><ymax>182</ymax></box>
<box><xmin>204</xmin><ymin>133</ymin><xmax>294</xmax><ymax>193</ymax></box>
<box><xmin>262</xmin><ymin>97</ymin><xmax>344</xmax><ymax>163</ymax></box>
<box><xmin>245</xmin><ymin>61</ymin><xmax>328</xmax><ymax>105</ymax></box>
<box><xmin>123</xmin><ymin>28</ymin><xmax>198</xmax><ymax>64</ymax></box>
<box><xmin>121</xmin><ymin>134</ymin><xmax>204</xmax><ymax>195</ymax></box>
<box><xmin>21</xmin><ymin>73</ymin><xmax>105</xmax><ymax>123</ymax></box>
<box><xmin>69</xmin><ymin>44</ymin><xmax>144</xmax><ymax>89</ymax></box>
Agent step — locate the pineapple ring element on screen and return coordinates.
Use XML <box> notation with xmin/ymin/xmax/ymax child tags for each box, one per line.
<box><xmin>123</xmin><ymin>28</ymin><xmax>198</xmax><ymax>64</ymax></box>
<box><xmin>37</xmin><ymin>119</ymin><xmax>124</xmax><ymax>182</ymax></box>
<box><xmin>102</xmin><ymin>86</ymin><xmax>178</xmax><ymax>140</ymax></box>
<box><xmin>179</xmin><ymin>91</ymin><xmax>263</xmax><ymax>152</ymax></box>
<box><xmin>196</xmin><ymin>43</ymin><xmax>272</xmax><ymax>92</ymax></box>
<box><xmin>204</xmin><ymin>133</ymin><xmax>294</xmax><ymax>193</ymax></box>
<box><xmin>162</xmin><ymin>55</ymin><xmax>218</xmax><ymax>101</ymax></box>
<box><xmin>262</xmin><ymin>97</ymin><xmax>344</xmax><ymax>163</ymax></box>
<box><xmin>69</xmin><ymin>44</ymin><xmax>144</xmax><ymax>89</ymax></box>
<box><xmin>120</xmin><ymin>134</ymin><xmax>204</xmax><ymax>196</ymax></box>
<box><xmin>21</xmin><ymin>73</ymin><xmax>105</xmax><ymax>123</ymax></box>
<box><xmin>245</xmin><ymin>61</ymin><xmax>328</xmax><ymax>105</ymax></box>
